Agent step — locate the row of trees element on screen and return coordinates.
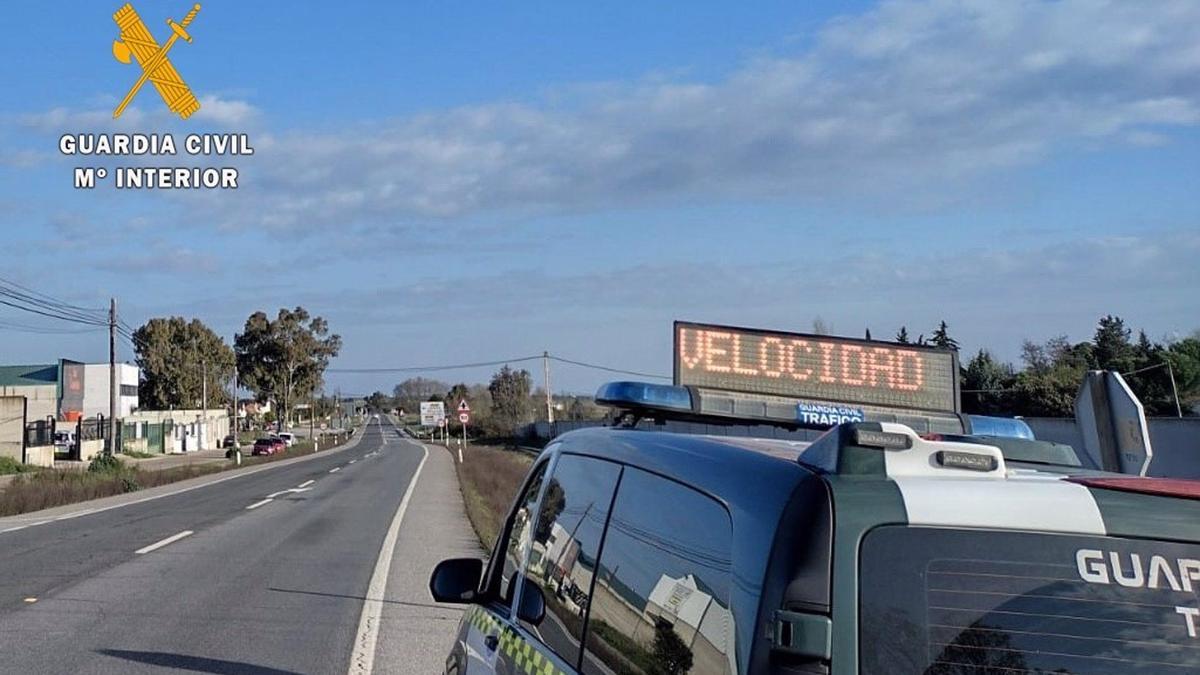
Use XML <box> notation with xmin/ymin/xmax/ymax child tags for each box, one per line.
<box><xmin>881</xmin><ymin>316</ymin><xmax>1199</xmax><ymax>417</ymax></box>
<box><xmin>131</xmin><ymin>307</ymin><xmax>341</xmax><ymax>427</ymax></box>
<box><xmin>368</xmin><ymin>368</ymin><xmax>606</xmax><ymax>438</ymax></box>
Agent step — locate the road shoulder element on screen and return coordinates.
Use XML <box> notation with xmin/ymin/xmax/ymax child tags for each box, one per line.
<box><xmin>373</xmin><ymin>441</ymin><xmax>485</xmax><ymax>674</ymax></box>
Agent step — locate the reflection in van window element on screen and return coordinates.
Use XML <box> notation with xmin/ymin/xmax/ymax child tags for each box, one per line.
<box><xmin>522</xmin><ymin>455</ymin><xmax>622</xmax><ymax>667</ymax></box>
<box><xmin>500</xmin><ymin>462</ymin><xmax>547</xmax><ymax>609</ymax></box>
<box><xmin>583</xmin><ymin>468</ymin><xmax>734</xmax><ymax>675</ymax></box>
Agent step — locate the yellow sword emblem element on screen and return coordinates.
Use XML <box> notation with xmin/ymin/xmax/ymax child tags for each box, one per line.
<box><xmin>111</xmin><ymin>3</ymin><xmax>202</xmax><ymax>120</ymax></box>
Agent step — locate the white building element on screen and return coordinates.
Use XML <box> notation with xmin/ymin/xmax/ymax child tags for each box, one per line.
<box><xmin>81</xmin><ymin>363</ymin><xmax>140</xmax><ymax>418</ymax></box>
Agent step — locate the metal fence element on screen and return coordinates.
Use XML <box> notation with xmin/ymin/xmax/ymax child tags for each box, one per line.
<box><xmin>24</xmin><ymin>419</ymin><xmax>53</xmax><ymax>447</ymax></box>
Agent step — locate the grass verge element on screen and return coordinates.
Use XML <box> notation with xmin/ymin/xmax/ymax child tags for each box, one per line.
<box><xmin>0</xmin><ymin>456</ymin><xmax>41</xmax><ymax>476</ymax></box>
<box><xmin>453</xmin><ymin>443</ymin><xmax>534</xmax><ymax>550</ymax></box>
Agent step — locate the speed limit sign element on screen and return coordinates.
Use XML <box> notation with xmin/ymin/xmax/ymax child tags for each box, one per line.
<box><xmin>458</xmin><ymin>412</ymin><xmax>470</xmax><ymax>424</ymax></box>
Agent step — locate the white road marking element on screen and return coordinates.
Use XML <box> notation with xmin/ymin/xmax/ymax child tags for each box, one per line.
<box><xmin>329</xmin><ymin>467</ymin><xmax>341</xmax><ymax>473</ymax></box>
<box><xmin>297</xmin><ymin>479</ymin><xmax>315</xmax><ymax>488</ymax></box>
<box><xmin>23</xmin><ymin>597</ymin><xmax>37</xmax><ymax>604</ymax></box>
<box><xmin>246</xmin><ymin>499</ymin><xmax>273</xmax><ymax>510</ymax></box>
<box><xmin>349</xmin><ymin>460</ymin><xmax>357</xmax><ymax>464</ymax></box>
<box><xmin>135</xmin><ymin>530</ymin><xmax>194</xmax><ymax>554</ymax></box>
<box><xmin>0</xmin><ymin>431</ymin><xmax>366</xmax><ymax>537</ymax></box>
<box><xmin>348</xmin><ymin>440</ymin><xmax>428</xmax><ymax>675</ymax></box>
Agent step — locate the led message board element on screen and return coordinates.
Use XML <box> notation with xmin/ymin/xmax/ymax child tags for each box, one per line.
<box><xmin>674</xmin><ymin>321</ymin><xmax>960</xmax><ymax>415</ymax></box>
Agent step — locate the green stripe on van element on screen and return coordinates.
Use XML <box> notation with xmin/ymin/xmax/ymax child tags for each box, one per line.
<box><xmin>825</xmin><ymin>476</ymin><xmax>908</xmax><ymax>675</ymax></box>
<box><xmin>1088</xmin><ymin>487</ymin><xmax>1200</xmax><ymax>543</ymax></box>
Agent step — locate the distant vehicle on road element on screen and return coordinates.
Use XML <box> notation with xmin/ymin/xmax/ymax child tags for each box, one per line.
<box><xmin>251</xmin><ymin>437</ymin><xmax>284</xmax><ymax>456</ymax></box>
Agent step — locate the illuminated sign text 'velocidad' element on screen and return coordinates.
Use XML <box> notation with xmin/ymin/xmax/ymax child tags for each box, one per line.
<box><xmin>674</xmin><ymin>322</ymin><xmax>959</xmax><ymax>414</ymax></box>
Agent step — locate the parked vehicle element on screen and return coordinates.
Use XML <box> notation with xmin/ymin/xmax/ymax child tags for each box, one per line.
<box><xmin>222</xmin><ymin>434</ymin><xmax>237</xmax><ymax>449</ymax></box>
<box><xmin>277</xmin><ymin>432</ymin><xmax>296</xmax><ymax>447</ymax></box>
<box><xmin>431</xmin><ymin>385</ymin><xmax>1200</xmax><ymax>675</ymax></box>
<box><xmin>53</xmin><ymin>430</ymin><xmax>75</xmax><ymax>450</ymax></box>
<box><xmin>252</xmin><ymin>437</ymin><xmax>283</xmax><ymax>456</ymax></box>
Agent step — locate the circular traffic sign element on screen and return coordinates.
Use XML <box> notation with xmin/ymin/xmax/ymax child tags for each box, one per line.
<box><xmin>458</xmin><ymin>412</ymin><xmax>470</xmax><ymax>424</ymax></box>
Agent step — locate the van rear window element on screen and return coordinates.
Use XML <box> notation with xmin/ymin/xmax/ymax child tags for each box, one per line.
<box><xmin>860</xmin><ymin>527</ymin><xmax>1200</xmax><ymax>674</ymax></box>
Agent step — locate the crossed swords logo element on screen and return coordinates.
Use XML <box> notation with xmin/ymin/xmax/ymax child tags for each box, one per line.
<box><xmin>111</xmin><ymin>3</ymin><xmax>202</xmax><ymax>120</ymax></box>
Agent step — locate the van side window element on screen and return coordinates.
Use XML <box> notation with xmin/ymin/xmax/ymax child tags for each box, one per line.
<box><xmin>520</xmin><ymin>455</ymin><xmax>623</xmax><ymax>667</ymax></box>
<box><xmin>582</xmin><ymin>468</ymin><xmax>734</xmax><ymax>675</ymax></box>
<box><xmin>496</xmin><ymin>461</ymin><xmax>548</xmax><ymax>610</ymax></box>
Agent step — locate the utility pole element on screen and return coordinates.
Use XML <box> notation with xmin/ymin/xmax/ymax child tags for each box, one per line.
<box><xmin>1168</xmin><ymin>362</ymin><xmax>1184</xmax><ymax>418</ymax></box>
<box><xmin>310</xmin><ymin>392</ymin><xmax>316</xmax><ymax>452</ymax></box>
<box><xmin>108</xmin><ymin>298</ymin><xmax>117</xmax><ymax>456</ymax></box>
<box><xmin>201</xmin><ymin>358</ymin><xmax>207</xmax><ymax>450</ymax></box>
<box><xmin>231</xmin><ymin>358</ymin><xmax>241</xmax><ymax>464</ymax></box>
<box><xmin>543</xmin><ymin>351</ymin><xmax>554</xmax><ymax>424</ymax></box>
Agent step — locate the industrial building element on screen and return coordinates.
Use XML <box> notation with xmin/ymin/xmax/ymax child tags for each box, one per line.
<box><xmin>0</xmin><ymin>360</ymin><xmax>139</xmax><ymax>421</ymax></box>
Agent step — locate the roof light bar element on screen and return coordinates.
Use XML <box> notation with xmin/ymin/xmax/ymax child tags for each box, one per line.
<box><xmin>595</xmin><ymin>381</ymin><xmax>693</xmax><ymax>413</ymax></box>
<box><xmin>964</xmin><ymin>414</ymin><xmax>1034</xmax><ymax>440</ymax></box>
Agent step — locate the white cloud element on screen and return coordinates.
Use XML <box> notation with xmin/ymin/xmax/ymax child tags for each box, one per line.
<box><xmin>16</xmin><ymin>95</ymin><xmax>260</xmax><ymax>134</ymax></box>
<box><xmin>189</xmin><ymin>0</ymin><xmax>1200</xmax><ymax>231</ymax></box>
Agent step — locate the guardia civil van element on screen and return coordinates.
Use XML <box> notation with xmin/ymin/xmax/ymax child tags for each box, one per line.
<box><xmin>430</xmin><ymin>380</ymin><xmax>1200</xmax><ymax>675</ymax></box>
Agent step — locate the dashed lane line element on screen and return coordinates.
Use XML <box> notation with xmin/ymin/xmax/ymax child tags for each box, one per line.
<box><xmin>329</xmin><ymin>468</ymin><xmax>341</xmax><ymax>473</ymax></box>
<box><xmin>246</xmin><ymin>499</ymin><xmax>273</xmax><ymax>511</ymax></box>
<box><xmin>135</xmin><ymin>530</ymin><xmax>194</xmax><ymax>555</ymax></box>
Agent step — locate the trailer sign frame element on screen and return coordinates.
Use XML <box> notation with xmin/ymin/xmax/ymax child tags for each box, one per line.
<box><xmin>674</xmin><ymin>321</ymin><xmax>961</xmax><ymax>415</ymax></box>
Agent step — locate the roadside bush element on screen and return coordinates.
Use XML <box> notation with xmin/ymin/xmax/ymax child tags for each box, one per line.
<box><xmin>0</xmin><ymin>457</ymin><xmax>38</xmax><ymax>476</ymax></box>
<box><xmin>88</xmin><ymin>454</ymin><xmax>124</xmax><ymax>474</ymax></box>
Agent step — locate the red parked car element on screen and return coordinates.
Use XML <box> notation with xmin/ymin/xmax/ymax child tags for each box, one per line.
<box><xmin>252</xmin><ymin>437</ymin><xmax>285</xmax><ymax>456</ymax></box>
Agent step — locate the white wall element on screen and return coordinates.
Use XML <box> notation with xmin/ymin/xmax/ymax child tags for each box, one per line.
<box><xmin>0</xmin><ymin>384</ymin><xmax>56</xmax><ymax>421</ymax></box>
<box><xmin>81</xmin><ymin>363</ymin><xmax>139</xmax><ymax>418</ymax></box>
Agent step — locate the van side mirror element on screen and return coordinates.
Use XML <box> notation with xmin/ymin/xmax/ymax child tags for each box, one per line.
<box><xmin>516</xmin><ymin>578</ymin><xmax>545</xmax><ymax>625</ymax></box>
<box><xmin>429</xmin><ymin>558</ymin><xmax>483</xmax><ymax>604</ymax></box>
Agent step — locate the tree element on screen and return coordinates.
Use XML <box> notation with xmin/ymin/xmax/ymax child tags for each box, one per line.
<box><xmin>961</xmin><ymin>350</ymin><xmax>1014</xmax><ymax>415</ymax></box>
<box><xmin>1093</xmin><ymin>315</ymin><xmax>1136</xmax><ymax>372</ymax></box>
<box><xmin>649</xmin><ymin>619</ymin><xmax>693</xmax><ymax>675</ymax></box>
<box><xmin>366</xmin><ymin>391</ymin><xmax>394</xmax><ymax>413</ymax></box>
<box><xmin>812</xmin><ymin>317</ymin><xmax>831</xmax><ymax>335</ymax></box>
<box><xmin>930</xmin><ymin>321</ymin><xmax>960</xmax><ymax>351</ymax></box>
<box><xmin>392</xmin><ymin>377</ymin><xmax>449</xmax><ymax>414</ymax></box>
<box><xmin>896</xmin><ymin>326</ymin><xmax>910</xmax><ymax>343</ymax></box>
<box><xmin>133</xmin><ymin>317</ymin><xmax>235</xmax><ymax>410</ymax></box>
<box><xmin>236</xmin><ymin>307</ymin><xmax>341</xmax><ymax>429</ymax></box>
<box><xmin>488</xmin><ymin>365</ymin><xmax>533</xmax><ymax>436</ymax></box>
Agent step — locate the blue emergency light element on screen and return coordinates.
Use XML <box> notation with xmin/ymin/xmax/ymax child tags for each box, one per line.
<box><xmin>964</xmin><ymin>415</ymin><xmax>1034</xmax><ymax>440</ymax></box>
<box><xmin>595</xmin><ymin>381</ymin><xmax>693</xmax><ymax>413</ymax></box>
<box><xmin>595</xmin><ymin>380</ymin><xmax>1038</xmax><ymax>441</ymax></box>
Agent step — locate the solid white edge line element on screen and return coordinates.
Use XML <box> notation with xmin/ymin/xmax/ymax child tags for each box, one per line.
<box><xmin>135</xmin><ymin>529</ymin><xmax>194</xmax><ymax>554</ymax></box>
<box><xmin>0</xmin><ymin>428</ymin><xmax>367</xmax><ymax>536</ymax></box>
<box><xmin>348</xmin><ymin>440</ymin><xmax>428</xmax><ymax>675</ymax></box>
<box><xmin>329</xmin><ymin>467</ymin><xmax>341</xmax><ymax>473</ymax></box>
<box><xmin>298</xmin><ymin>479</ymin><xmax>315</xmax><ymax>488</ymax></box>
<box><xmin>246</xmin><ymin>498</ymin><xmax>273</xmax><ymax>510</ymax></box>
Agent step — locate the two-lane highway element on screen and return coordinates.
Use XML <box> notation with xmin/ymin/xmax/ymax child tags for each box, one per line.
<box><xmin>0</xmin><ymin>417</ymin><xmax>461</xmax><ymax>674</ymax></box>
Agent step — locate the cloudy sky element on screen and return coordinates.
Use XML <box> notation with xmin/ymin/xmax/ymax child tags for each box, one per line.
<box><xmin>1</xmin><ymin>0</ymin><xmax>1197</xmax><ymax>395</ymax></box>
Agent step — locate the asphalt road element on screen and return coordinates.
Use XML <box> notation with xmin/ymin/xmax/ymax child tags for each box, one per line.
<box><xmin>0</xmin><ymin>416</ymin><xmax>477</xmax><ymax>674</ymax></box>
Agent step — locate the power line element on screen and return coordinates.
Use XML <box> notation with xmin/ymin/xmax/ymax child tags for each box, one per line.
<box><xmin>0</xmin><ymin>276</ymin><xmax>109</xmax><ymax>325</ymax></box>
<box><xmin>0</xmin><ymin>318</ymin><xmax>106</xmax><ymax>335</ymax></box>
<box><xmin>548</xmin><ymin>355</ymin><xmax>670</xmax><ymax>380</ymax></box>
<box><xmin>328</xmin><ymin>356</ymin><xmax>542</xmax><ymax>374</ymax></box>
